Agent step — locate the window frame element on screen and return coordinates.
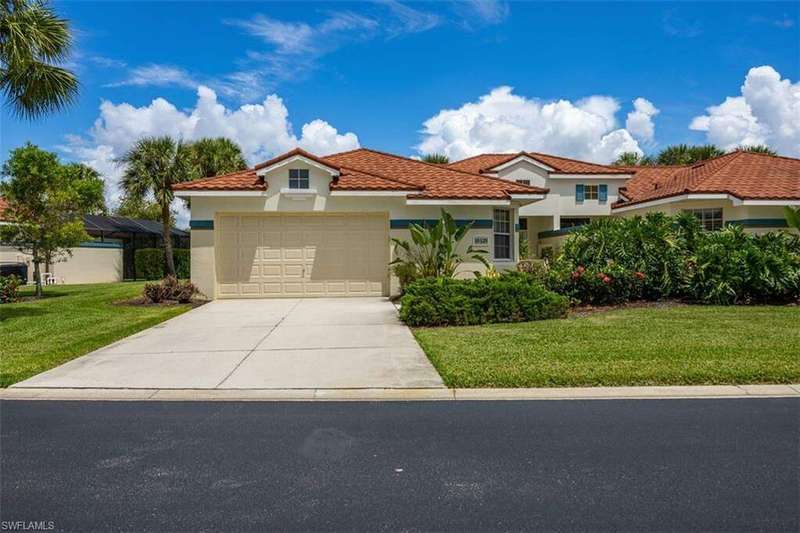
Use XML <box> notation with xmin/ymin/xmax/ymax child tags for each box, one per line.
<box><xmin>493</xmin><ymin>208</ymin><xmax>513</xmax><ymax>261</ymax></box>
<box><xmin>583</xmin><ymin>184</ymin><xmax>599</xmax><ymax>200</ymax></box>
<box><xmin>684</xmin><ymin>208</ymin><xmax>724</xmax><ymax>231</ymax></box>
<box><xmin>288</xmin><ymin>168</ymin><xmax>310</xmax><ymax>190</ymax></box>
<box><xmin>515</xmin><ymin>179</ymin><xmax>531</xmax><ymax>186</ymax></box>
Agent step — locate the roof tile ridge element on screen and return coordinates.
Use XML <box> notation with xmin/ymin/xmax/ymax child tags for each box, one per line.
<box><xmin>356</xmin><ymin>148</ymin><xmax>546</xmax><ymax>194</ymax></box>
<box><xmin>337</xmin><ymin>165</ymin><xmax>423</xmax><ymax>190</ymax></box>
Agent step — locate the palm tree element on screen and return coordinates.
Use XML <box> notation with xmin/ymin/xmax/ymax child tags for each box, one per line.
<box><xmin>613</xmin><ymin>152</ymin><xmax>643</xmax><ymax>166</ymax></box>
<box><xmin>0</xmin><ymin>0</ymin><xmax>78</xmax><ymax>119</ymax></box>
<box><xmin>118</xmin><ymin>136</ymin><xmax>196</xmax><ymax>277</ymax></box>
<box><xmin>189</xmin><ymin>137</ymin><xmax>247</xmax><ymax>177</ymax></box>
<box><xmin>421</xmin><ymin>153</ymin><xmax>449</xmax><ymax>164</ymax></box>
<box><xmin>734</xmin><ymin>145</ymin><xmax>777</xmax><ymax>156</ymax></box>
<box><xmin>656</xmin><ymin>144</ymin><xmax>725</xmax><ymax>165</ymax></box>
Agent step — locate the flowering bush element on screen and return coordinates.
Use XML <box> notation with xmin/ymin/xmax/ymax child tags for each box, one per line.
<box><xmin>0</xmin><ymin>275</ymin><xmax>21</xmax><ymax>304</ymax></box>
<box><xmin>548</xmin><ymin>261</ymin><xmax>644</xmax><ymax>305</ymax></box>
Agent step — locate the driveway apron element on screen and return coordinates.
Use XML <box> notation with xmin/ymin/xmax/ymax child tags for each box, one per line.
<box><xmin>12</xmin><ymin>298</ymin><xmax>445</xmax><ymax>390</ymax></box>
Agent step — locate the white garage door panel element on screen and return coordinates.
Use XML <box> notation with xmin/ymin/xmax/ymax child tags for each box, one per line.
<box><xmin>215</xmin><ymin>213</ymin><xmax>389</xmax><ymax>298</ymax></box>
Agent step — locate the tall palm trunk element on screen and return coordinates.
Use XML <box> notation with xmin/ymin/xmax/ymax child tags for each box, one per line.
<box><xmin>162</xmin><ymin>203</ymin><xmax>176</xmax><ymax>277</ymax></box>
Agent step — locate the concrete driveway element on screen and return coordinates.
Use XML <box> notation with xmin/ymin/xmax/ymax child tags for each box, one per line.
<box><xmin>13</xmin><ymin>298</ymin><xmax>445</xmax><ymax>390</ymax></box>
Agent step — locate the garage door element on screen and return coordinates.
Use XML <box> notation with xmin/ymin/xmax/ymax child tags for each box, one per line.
<box><xmin>215</xmin><ymin>213</ymin><xmax>389</xmax><ymax>298</ymax></box>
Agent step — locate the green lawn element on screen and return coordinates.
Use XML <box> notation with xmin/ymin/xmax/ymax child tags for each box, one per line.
<box><xmin>0</xmin><ymin>282</ymin><xmax>193</xmax><ymax>387</ymax></box>
<box><xmin>413</xmin><ymin>304</ymin><xmax>800</xmax><ymax>388</ymax></box>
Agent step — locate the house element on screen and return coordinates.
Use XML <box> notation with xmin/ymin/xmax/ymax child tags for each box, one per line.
<box><xmin>173</xmin><ymin>147</ymin><xmax>799</xmax><ymax>300</ymax></box>
<box><xmin>173</xmin><ymin>148</ymin><xmax>545</xmax><ymax>299</ymax></box>
<box><xmin>0</xmin><ymin>199</ymin><xmax>189</xmax><ymax>284</ymax></box>
<box><xmin>449</xmin><ymin>150</ymin><xmax>799</xmax><ymax>258</ymax></box>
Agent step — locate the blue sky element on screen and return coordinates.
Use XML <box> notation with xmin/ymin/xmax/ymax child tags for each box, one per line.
<box><xmin>2</xmin><ymin>1</ymin><xmax>798</xmax><ymax>191</ymax></box>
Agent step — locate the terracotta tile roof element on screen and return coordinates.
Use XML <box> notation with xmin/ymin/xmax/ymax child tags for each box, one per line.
<box><xmin>253</xmin><ymin>147</ymin><xmax>339</xmax><ymax>172</ymax></box>
<box><xmin>0</xmin><ymin>196</ymin><xmax>8</xmax><ymax>221</ymax></box>
<box><xmin>172</xmin><ymin>168</ymin><xmax>264</xmax><ymax>191</ymax></box>
<box><xmin>613</xmin><ymin>151</ymin><xmax>800</xmax><ymax>208</ymax></box>
<box><xmin>174</xmin><ymin>147</ymin><xmax>548</xmax><ymax>199</ymax></box>
<box><xmin>448</xmin><ymin>151</ymin><xmax>630</xmax><ymax>175</ymax></box>
<box><xmin>324</xmin><ymin>148</ymin><xmax>547</xmax><ymax>199</ymax></box>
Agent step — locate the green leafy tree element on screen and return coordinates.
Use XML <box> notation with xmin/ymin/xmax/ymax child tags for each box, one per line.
<box><xmin>188</xmin><ymin>137</ymin><xmax>247</xmax><ymax>178</ymax></box>
<box><xmin>421</xmin><ymin>153</ymin><xmax>449</xmax><ymax>164</ymax></box>
<box><xmin>390</xmin><ymin>210</ymin><xmax>488</xmax><ymax>281</ymax></box>
<box><xmin>118</xmin><ymin>136</ymin><xmax>196</xmax><ymax>277</ymax></box>
<box><xmin>0</xmin><ymin>0</ymin><xmax>78</xmax><ymax>119</ymax></box>
<box><xmin>0</xmin><ymin>143</ymin><xmax>104</xmax><ymax>296</ymax></box>
<box><xmin>114</xmin><ymin>193</ymin><xmax>165</xmax><ymax>222</ymax></box>
<box><xmin>735</xmin><ymin>145</ymin><xmax>777</xmax><ymax>156</ymax></box>
<box><xmin>612</xmin><ymin>152</ymin><xmax>643</xmax><ymax>166</ymax></box>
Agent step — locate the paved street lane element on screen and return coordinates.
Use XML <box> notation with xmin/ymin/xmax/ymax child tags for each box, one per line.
<box><xmin>1</xmin><ymin>399</ymin><xmax>797</xmax><ymax>531</ymax></box>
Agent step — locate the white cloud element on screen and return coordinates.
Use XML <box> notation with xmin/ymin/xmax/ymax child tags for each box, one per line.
<box><xmin>107</xmin><ymin>64</ymin><xmax>199</xmax><ymax>89</ymax></box>
<box><xmin>625</xmin><ymin>97</ymin><xmax>660</xmax><ymax>143</ymax></box>
<box><xmin>417</xmin><ymin>86</ymin><xmax>647</xmax><ymax>163</ymax></box>
<box><xmin>61</xmin><ymin>86</ymin><xmax>360</xmax><ymax>226</ymax></box>
<box><xmin>690</xmin><ymin>65</ymin><xmax>800</xmax><ymax>156</ymax></box>
<box><xmin>455</xmin><ymin>0</ymin><xmax>510</xmax><ymax>27</ymax></box>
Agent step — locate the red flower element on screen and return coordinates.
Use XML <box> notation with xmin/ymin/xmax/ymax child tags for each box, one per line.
<box><xmin>576</xmin><ymin>265</ymin><xmax>585</xmax><ymax>273</ymax></box>
<box><xmin>634</xmin><ymin>271</ymin><xmax>646</xmax><ymax>280</ymax></box>
<box><xmin>571</xmin><ymin>270</ymin><xmax>582</xmax><ymax>280</ymax></box>
<box><xmin>602</xmin><ymin>276</ymin><xmax>612</xmax><ymax>284</ymax></box>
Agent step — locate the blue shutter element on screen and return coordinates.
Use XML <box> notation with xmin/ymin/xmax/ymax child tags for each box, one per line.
<box><xmin>599</xmin><ymin>184</ymin><xmax>608</xmax><ymax>203</ymax></box>
<box><xmin>576</xmin><ymin>184</ymin><xmax>585</xmax><ymax>203</ymax></box>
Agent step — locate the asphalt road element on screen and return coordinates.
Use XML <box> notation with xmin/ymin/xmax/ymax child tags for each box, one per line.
<box><xmin>1</xmin><ymin>399</ymin><xmax>797</xmax><ymax>532</ymax></box>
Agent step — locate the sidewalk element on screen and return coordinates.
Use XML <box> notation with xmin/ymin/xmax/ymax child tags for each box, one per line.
<box><xmin>2</xmin><ymin>384</ymin><xmax>798</xmax><ymax>401</ymax></box>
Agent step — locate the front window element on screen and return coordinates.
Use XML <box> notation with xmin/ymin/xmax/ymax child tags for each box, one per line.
<box><xmin>493</xmin><ymin>209</ymin><xmax>512</xmax><ymax>260</ymax></box>
<box><xmin>289</xmin><ymin>169</ymin><xmax>310</xmax><ymax>189</ymax></box>
<box><xmin>515</xmin><ymin>179</ymin><xmax>531</xmax><ymax>185</ymax></box>
<box><xmin>684</xmin><ymin>208</ymin><xmax>723</xmax><ymax>231</ymax></box>
<box><xmin>583</xmin><ymin>184</ymin><xmax>599</xmax><ymax>200</ymax></box>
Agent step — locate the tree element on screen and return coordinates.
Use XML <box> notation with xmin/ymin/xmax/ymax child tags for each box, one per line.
<box><xmin>735</xmin><ymin>145</ymin><xmax>777</xmax><ymax>156</ymax></box>
<box><xmin>0</xmin><ymin>0</ymin><xmax>78</xmax><ymax>119</ymax></box>
<box><xmin>188</xmin><ymin>137</ymin><xmax>247</xmax><ymax>178</ymax></box>
<box><xmin>114</xmin><ymin>193</ymin><xmax>164</xmax><ymax>222</ymax></box>
<box><xmin>655</xmin><ymin>144</ymin><xmax>725</xmax><ymax>165</ymax></box>
<box><xmin>118</xmin><ymin>136</ymin><xmax>196</xmax><ymax>277</ymax></box>
<box><xmin>0</xmin><ymin>143</ymin><xmax>104</xmax><ymax>296</ymax></box>
<box><xmin>421</xmin><ymin>153</ymin><xmax>449</xmax><ymax>164</ymax></box>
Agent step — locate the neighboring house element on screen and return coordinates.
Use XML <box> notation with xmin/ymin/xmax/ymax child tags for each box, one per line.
<box><xmin>449</xmin><ymin>150</ymin><xmax>800</xmax><ymax>257</ymax></box>
<box><xmin>0</xmin><ymin>199</ymin><xmax>189</xmax><ymax>284</ymax></box>
<box><xmin>172</xmin><ymin>148</ymin><xmax>545</xmax><ymax>299</ymax></box>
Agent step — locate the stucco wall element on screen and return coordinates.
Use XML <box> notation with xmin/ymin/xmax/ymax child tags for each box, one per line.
<box><xmin>1</xmin><ymin>245</ymin><xmax>123</xmax><ymax>284</ymax></box>
<box><xmin>187</xmin><ymin>161</ymin><xmax>520</xmax><ymax>298</ymax></box>
<box><xmin>494</xmin><ymin>160</ymin><xmax>628</xmax><ymax>219</ymax></box>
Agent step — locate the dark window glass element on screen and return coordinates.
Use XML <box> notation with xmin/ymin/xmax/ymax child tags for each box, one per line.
<box><xmin>289</xmin><ymin>169</ymin><xmax>310</xmax><ymax>189</ymax></box>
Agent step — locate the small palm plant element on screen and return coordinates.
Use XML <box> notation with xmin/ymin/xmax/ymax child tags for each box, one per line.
<box><xmin>391</xmin><ymin>210</ymin><xmax>488</xmax><ymax>283</ymax></box>
<box><xmin>785</xmin><ymin>206</ymin><xmax>800</xmax><ymax>232</ymax></box>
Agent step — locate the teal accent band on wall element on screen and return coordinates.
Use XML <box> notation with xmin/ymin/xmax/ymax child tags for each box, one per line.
<box><xmin>79</xmin><ymin>241</ymin><xmax>123</xmax><ymax>249</ymax></box>
<box><xmin>390</xmin><ymin>219</ymin><xmax>493</xmax><ymax>229</ymax></box>
<box><xmin>725</xmin><ymin>219</ymin><xmax>788</xmax><ymax>228</ymax></box>
<box><xmin>538</xmin><ymin>225</ymin><xmax>584</xmax><ymax>239</ymax></box>
<box><xmin>190</xmin><ymin>220</ymin><xmax>214</xmax><ymax>230</ymax></box>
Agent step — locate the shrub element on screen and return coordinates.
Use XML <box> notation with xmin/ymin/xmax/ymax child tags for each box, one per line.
<box><xmin>556</xmin><ymin>213</ymin><xmax>694</xmax><ymax>300</ymax></box>
<box><xmin>143</xmin><ymin>276</ymin><xmax>199</xmax><ymax>303</ymax></box>
<box><xmin>399</xmin><ymin>273</ymin><xmax>569</xmax><ymax>327</ymax></box>
<box><xmin>687</xmin><ymin>226</ymin><xmax>800</xmax><ymax>304</ymax></box>
<box><xmin>547</xmin><ymin>262</ymin><xmax>645</xmax><ymax>305</ymax></box>
<box><xmin>134</xmin><ymin>248</ymin><xmax>190</xmax><ymax>280</ymax></box>
<box><xmin>391</xmin><ymin>262</ymin><xmax>419</xmax><ymax>294</ymax></box>
<box><xmin>0</xmin><ymin>275</ymin><xmax>21</xmax><ymax>304</ymax></box>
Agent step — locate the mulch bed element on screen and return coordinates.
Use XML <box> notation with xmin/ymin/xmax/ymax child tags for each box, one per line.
<box><xmin>114</xmin><ymin>297</ymin><xmax>208</xmax><ymax>308</ymax></box>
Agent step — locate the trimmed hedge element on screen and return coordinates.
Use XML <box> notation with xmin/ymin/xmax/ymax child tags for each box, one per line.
<box><xmin>399</xmin><ymin>273</ymin><xmax>569</xmax><ymax>327</ymax></box>
<box><xmin>134</xmin><ymin>248</ymin><xmax>190</xmax><ymax>280</ymax></box>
